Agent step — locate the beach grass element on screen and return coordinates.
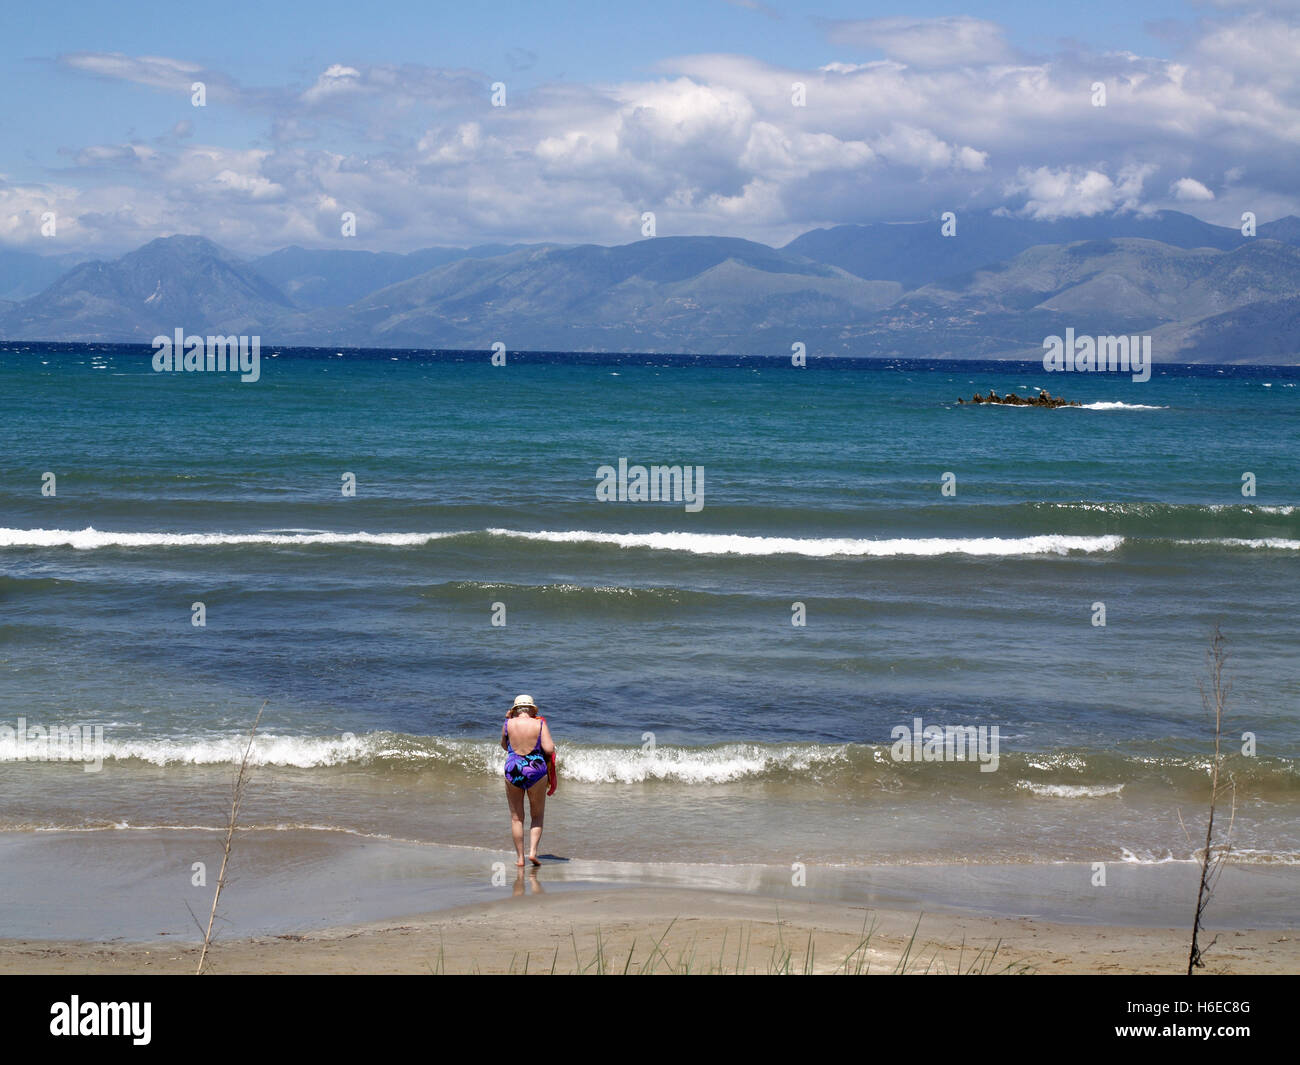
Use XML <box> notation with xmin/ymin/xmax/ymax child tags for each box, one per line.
<box><xmin>474</xmin><ymin>912</ymin><xmax>1034</xmax><ymax>975</ymax></box>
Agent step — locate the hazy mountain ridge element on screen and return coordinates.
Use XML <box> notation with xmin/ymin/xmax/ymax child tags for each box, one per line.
<box><xmin>780</xmin><ymin>210</ymin><xmax>1261</xmax><ymax>288</ymax></box>
<box><xmin>834</xmin><ymin>237</ymin><xmax>1300</xmax><ymax>361</ymax></box>
<box><xmin>0</xmin><ymin>237</ymin><xmax>293</xmax><ymax>341</ymax></box>
<box><xmin>0</xmin><ymin>248</ymin><xmax>92</xmax><ymax>302</ymax></box>
<box><xmin>2</xmin><ymin>213</ymin><xmax>1299</xmax><ymax>363</ymax></box>
<box><xmin>249</xmin><ymin>243</ymin><xmax>524</xmax><ymax>309</ymax></box>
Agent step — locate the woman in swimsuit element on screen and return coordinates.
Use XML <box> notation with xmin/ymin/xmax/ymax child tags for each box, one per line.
<box><xmin>500</xmin><ymin>694</ymin><xmax>557</xmax><ymax>867</ymax></box>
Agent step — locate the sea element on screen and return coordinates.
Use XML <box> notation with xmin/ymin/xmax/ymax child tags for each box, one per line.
<box><xmin>1</xmin><ymin>343</ymin><xmax>1297</xmax><ymax>937</ymax></box>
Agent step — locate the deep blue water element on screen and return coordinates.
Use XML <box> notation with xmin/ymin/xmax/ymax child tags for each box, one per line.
<box><xmin>0</xmin><ymin>344</ymin><xmax>1296</xmax><ymax>864</ymax></box>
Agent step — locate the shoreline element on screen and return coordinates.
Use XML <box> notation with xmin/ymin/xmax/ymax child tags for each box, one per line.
<box><xmin>3</xmin><ymin>886</ymin><xmax>1296</xmax><ymax>975</ymax></box>
<box><xmin>1</xmin><ymin>829</ymin><xmax>1297</xmax><ymax>974</ymax></box>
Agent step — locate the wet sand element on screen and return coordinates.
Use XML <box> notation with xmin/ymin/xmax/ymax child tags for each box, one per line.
<box><xmin>3</xmin><ymin>828</ymin><xmax>1296</xmax><ymax>973</ymax></box>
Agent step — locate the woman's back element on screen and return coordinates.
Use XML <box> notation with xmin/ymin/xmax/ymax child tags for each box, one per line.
<box><xmin>506</xmin><ymin>715</ymin><xmax>544</xmax><ymax>753</ymax></box>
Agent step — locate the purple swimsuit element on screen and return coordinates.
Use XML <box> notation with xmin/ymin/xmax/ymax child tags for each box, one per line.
<box><xmin>503</xmin><ymin>719</ymin><xmax>549</xmax><ymax>790</ymax></box>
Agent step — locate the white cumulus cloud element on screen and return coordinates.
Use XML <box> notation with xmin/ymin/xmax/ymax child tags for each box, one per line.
<box><xmin>1171</xmin><ymin>177</ymin><xmax>1215</xmax><ymax>201</ymax></box>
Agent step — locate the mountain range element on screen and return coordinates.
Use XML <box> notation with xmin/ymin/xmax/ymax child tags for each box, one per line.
<box><xmin>2</xmin><ymin>210</ymin><xmax>1298</xmax><ymax>363</ymax></box>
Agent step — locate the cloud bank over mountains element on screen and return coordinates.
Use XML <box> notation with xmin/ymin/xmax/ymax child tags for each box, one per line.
<box><xmin>1</xmin><ymin>9</ymin><xmax>1298</xmax><ymax>255</ymax></box>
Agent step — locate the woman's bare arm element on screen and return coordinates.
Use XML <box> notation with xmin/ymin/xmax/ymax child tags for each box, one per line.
<box><xmin>540</xmin><ymin>720</ymin><xmax>555</xmax><ymax>757</ymax></box>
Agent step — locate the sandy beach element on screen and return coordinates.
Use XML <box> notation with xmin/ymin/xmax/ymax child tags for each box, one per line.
<box><xmin>3</xmin><ymin>886</ymin><xmax>1295</xmax><ymax>975</ymax></box>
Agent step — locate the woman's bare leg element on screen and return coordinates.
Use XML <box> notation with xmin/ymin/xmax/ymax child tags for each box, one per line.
<box><xmin>506</xmin><ymin>780</ymin><xmax>526</xmax><ymax>866</ymax></box>
<box><xmin>526</xmin><ymin>786</ymin><xmax>547</xmax><ymax>863</ymax></box>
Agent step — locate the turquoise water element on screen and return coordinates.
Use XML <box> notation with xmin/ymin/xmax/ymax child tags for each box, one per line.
<box><xmin>0</xmin><ymin>345</ymin><xmax>1297</xmax><ymax>880</ymax></box>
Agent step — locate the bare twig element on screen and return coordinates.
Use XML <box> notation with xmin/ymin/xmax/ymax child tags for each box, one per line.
<box><xmin>196</xmin><ymin>701</ymin><xmax>266</xmax><ymax>975</ymax></box>
<box><xmin>1188</xmin><ymin>627</ymin><xmax>1233</xmax><ymax>975</ymax></box>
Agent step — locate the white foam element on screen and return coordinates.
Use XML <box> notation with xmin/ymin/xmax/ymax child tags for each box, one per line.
<box><xmin>1074</xmin><ymin>402</ymin><xmax>1168</xmax><ymax>410</ymax></box>
<box><xmin>1207</xmin><ymin>848</ymin><xmax>1300</xmax><ymax>866</ymax></box>
<box><xmin>1017</xmin><ymin>782</ymin><xmax>1124</xmax><ymax>798</ymax></box>
<box><xmin>0</xmin><ymin>527</ymin><xmax>462</xmax><ymax>550</ymax></box>
<box><xmin>1045</xmin><ymin>502</ymin><xmax>1295</xmax><ymax>515</ymax></box>
<box><xmin>1113</xmin><ymin>847</ymin><xmax>1300</xmax><ymax>866</ymax></box>
<box><xmin>557</xmin><ymin>743</ymin><xmax>850</xmax><ymax>784</ymax></box>
<box><xmin>1118</xmin><ymin>847</ymin><xmax>1188</xmax><ymax>864</ymax></box>
<box><xmin>1200</xmin><ymin>505</ymin><xmax>1296</xmax><ymax>515</ymax></box>
<box><xmin>61</xmin><ymin>733</ymin><xmax>376</xmax><ymax>767</ymax></box>
<box><xmin>7</xmin><ymin>526</ymin><xmax>1292</xmax><ymax>558</ymax></box>
<box><xmin>1175</xmin><ymin>537</ymin><xmax>1300</xmax><ymax>550</ymax></box>
<box><xmin>1</xmin><ymin>731</ymin><xmax>490</xmax><ymax>771</ymax></box>
<box><xmin>486</xmin><ymin>529</ymin><xmax>1125</xmax><ymax>558</ymax></box>
<box><xmin>0</xmin><ymin>527</ymin><xmax>1128</xmax><ymax>558</ymax></box>
<box><xmin>43</xmin><ymin>732</ymin><xmax>856</xmax><ymax>782</ymax></box>
<box><xmin>1024</xmin><ymin>754</ymin><xmax>1088</xmax><ymax>772</ymax></box>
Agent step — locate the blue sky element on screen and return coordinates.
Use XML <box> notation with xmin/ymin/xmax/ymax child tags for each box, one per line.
<box><xmin>1</xmin><ymin>1</ymin><xmax>1295</xmax><ymax>254</ymax></box>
